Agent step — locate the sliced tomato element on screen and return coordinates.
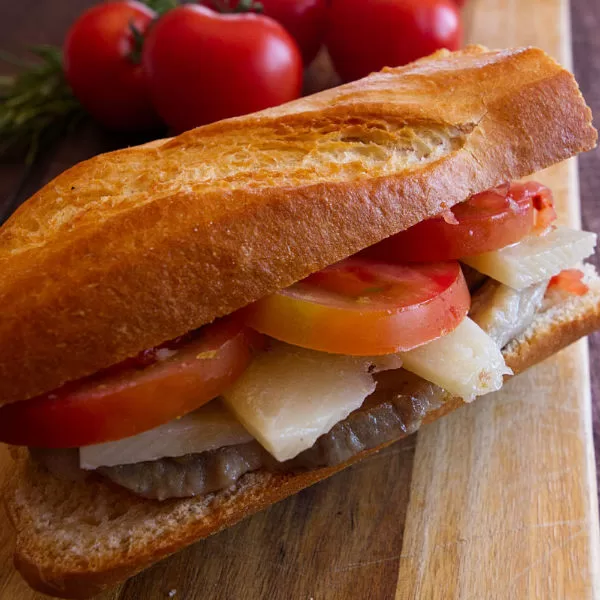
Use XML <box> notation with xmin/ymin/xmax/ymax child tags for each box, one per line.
<box><xmin>525</xmin><ymin>181</ymin><xmax>558</xmax><ymax>233</ymax></box>
<box><xmin>548</xmin><ymin>269</ymin><xmax>588</xmax><ymax>296</ymax></box>
<box><xmin>244</xmin><ymin>259</ymin><xmax>470</xmax><ymax>355</ymax></box>
<box><xmin>0</xmin><ymin>317</ymin><xmax>257</xmax><ymax>448</ymax></box>
<box><xmin>366</xmin><ymin>182</ymin><xmax>556</xmax><ymax>262</ymax></box>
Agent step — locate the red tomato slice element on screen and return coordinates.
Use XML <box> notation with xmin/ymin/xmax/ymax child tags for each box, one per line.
<box><xmin>548</xmin><ymin>269</ymin><xmax>588</xmax><ymax>296</ymax></box>
<box><xmin>244</xmin><ymin>259</ymin><xmax>470</xmax><ymax>355</ymax></box>
<box><xmin>366</xmin><ymin>182</ymin><xmax>556</xmax><ymax>263</ymax></box>
<box><xmin>0</xmin><ymin>317</ymin><xmax>256</xmax><ymax>448</ymax></box>
<box><xmin>525</xmin><ymin>181</ymin><xmax>558</xmax><ymax>233</ymax></box>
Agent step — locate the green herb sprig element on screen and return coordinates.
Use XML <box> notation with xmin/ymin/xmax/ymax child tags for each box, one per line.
<box><xmin>0</xmin><ymin>0</ymin><xmax>180</xmax><ymax>164</ymax></box>
<box><xmin>0</xmin><ymin>45</ymin><xmax>84</xmax><ymax>164</ymax></box>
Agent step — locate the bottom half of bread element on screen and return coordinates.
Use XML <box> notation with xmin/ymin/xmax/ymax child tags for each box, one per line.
<box><xmin>5</xmin><ymin>272</ymin><xmax>600</xmax><ymax>599</ymax></box>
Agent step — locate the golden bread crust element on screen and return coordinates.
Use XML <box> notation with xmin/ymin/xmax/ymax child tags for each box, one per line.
<box><xmin>0</xmin><ymin>46</ymin><xmax>596</xmax><ymax>406</ymax></box>
<box><xmin>6</xmin><ymin>279</ymin><xmax>600</xmax><ymax>599</ymax></box>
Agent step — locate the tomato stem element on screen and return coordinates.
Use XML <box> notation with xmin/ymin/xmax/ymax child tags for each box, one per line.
<box><xmin>209</xmin><ymin>0</ymin><xmax>263</xmax><ymax>14</ymax></box>
<box><xmin>234</xmin><ymin>0</ymin><xmax>263</xmax><ymax>13</ymax></box>
<box><xmin>128</xmin><ymin>22</ymin><xmax>145</xmax><ymax>64</ymax></box>
<box><xmin>141</xmin><ymin>0</ymin><xmax>179</xmax><ymax>15</ymax></box>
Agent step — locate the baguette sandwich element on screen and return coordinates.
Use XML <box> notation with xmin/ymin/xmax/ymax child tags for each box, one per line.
<box><xmin>1</xmin><ymin>45</ymin><xmax>599</xmax><ymax>598</ymax></box>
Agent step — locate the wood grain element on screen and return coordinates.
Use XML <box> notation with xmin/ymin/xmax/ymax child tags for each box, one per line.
<box><xmin>396</xmin><ymin>1</ymin><xmax>600</xmax><ymax>597</ymax></box>
<box><xmin>0</xmin><ymin>0</ymin><xmax>599</xmax><ymax>598</ymax></box>
<box><xmin>397</xmin><ymin>352</ymin><xmax>599</xmax><ymax>599</ymax></box>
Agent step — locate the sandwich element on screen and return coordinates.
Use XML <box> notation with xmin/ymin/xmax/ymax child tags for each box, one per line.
<box><xmin>1</xmin><ymin>45</ymin><xmax>599</xmax><ymax>598</ymax></box>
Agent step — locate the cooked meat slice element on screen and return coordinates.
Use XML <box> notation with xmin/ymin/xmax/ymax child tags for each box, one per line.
<box><xmin>32</xmin><ymin>279</ymin><xmax>551</xmax><ymax>501</ymax></box>
<box><xmin>100</xmin><ymin>443</ymin><xmax>266</xmax><ymax>501</ymax></box>
<box><xmin>33</xmin><ymin>372</ymin><xmax>446</xmax><ymax>500</ymax></box>
<box><xmin>470</xmin><ymin>279</ymin><xmax>547</xmax><ymax>348</ymax></box>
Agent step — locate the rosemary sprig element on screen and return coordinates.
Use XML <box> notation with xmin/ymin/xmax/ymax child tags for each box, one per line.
<box><xmin>0</xmin><ymin>45</ymin><xmax>85</xmax><ymax>164</ymax></box>
<box><xmin>0</xmin><ymin>0</ymin><xmax>181</xmax><ymax>164</ymax></box>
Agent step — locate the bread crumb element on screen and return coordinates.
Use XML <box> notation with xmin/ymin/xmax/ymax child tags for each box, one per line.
<box><xmin>168</xmin><ymin>590</ymin><xmax>177</xmax><ymax>598</ymax></box>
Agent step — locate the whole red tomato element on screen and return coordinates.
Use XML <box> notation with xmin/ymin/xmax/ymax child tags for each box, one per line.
<box><xmin>142</xmin><ymin>5</ymin><xmax>303</xmax><ymax>132</ymax></box>
<box><xmin>63</xmin><ymin>1</ymin><xmax>160</xmax><ymax>131</ymax></box>
<box><xmin>201</xmin><ymin>0</ymin><xmax>327</xmax><ymax>65</ymax></box>
<box><xmin>255</xmin><ymin>0</ymin><xmax>328</xmax><ymax>64</ymax></box>
<box><xmin>326</xmin><ymin>0</ymin><xmax>463</xmax><ymax>82</ymax></box>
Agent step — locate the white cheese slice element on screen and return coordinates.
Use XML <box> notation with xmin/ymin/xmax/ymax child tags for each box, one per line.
<box><xmin>399</xmin><ymin>317</ymin><xmax>512</xmax><ymax>401</ymax></box>
<box><xmin>222</xmin><ymin>343</ymin><xmax>402</xmax><ymax>462</ymax></box>
<box><xmin>81</xmin><ymin>316</ymin><xmax>511</xmax><ymax>468</ymax></box>
<box><xmin>462</xmin><ymin>226</ymin><xmax>596</xmax><ymax>289</ymax></box>
<box><xmin>80</xmin><ymin>400</ymin><xmax>252</xmax><ymax>469</ymax></box>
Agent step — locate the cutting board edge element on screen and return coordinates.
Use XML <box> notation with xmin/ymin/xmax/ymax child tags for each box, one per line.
<box><xmin>577</xmin><ymin>333</ymin><xmax>600</xmax><ymax>597</ymax></box>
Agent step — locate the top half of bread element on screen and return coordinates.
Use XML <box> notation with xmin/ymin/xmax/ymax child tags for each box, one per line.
<box><xmin>0</xmin><ymin>45</ymin><xmax>596</xmax><ymax>406</ymax></box>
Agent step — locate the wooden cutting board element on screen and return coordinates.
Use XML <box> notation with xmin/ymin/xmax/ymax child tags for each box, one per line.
<box><xmin>1</xmin><ymin>0</ymin><xmax>599</xmax><ymax>598</ymax></box>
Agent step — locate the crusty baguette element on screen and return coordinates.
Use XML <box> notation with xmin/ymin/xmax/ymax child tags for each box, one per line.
<box><xmin>6</xmin><ymin>271</ymin><xmax>600</xmax><ymax>599</ymax></box>
<box><xmin>0</xmin><ymin>45</ymin><xmax>596</xmax><ymax>407</ymax></box>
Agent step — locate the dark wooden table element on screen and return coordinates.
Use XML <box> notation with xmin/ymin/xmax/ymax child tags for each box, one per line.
<box><xmin>1</xmin><ymin>0</ymin><xmax>599</xmax><ymax>503</ymax></box>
